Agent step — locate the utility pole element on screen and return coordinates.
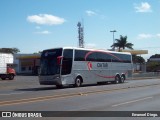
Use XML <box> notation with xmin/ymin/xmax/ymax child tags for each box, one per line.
<box><xmin>77</xmin><ymin>22</ymin><xmax>84</xmax><ymax>48</ymax></box>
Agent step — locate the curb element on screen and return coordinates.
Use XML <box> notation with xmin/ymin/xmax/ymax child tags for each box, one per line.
<box><xmin>129</xmin><ymin>77</ymin><xmax>160</xmax><ymax>80</ymax></box>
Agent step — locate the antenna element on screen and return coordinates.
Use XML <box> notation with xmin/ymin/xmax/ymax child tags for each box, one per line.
<box><xmin>77</xmin><ymin>21</ymin><xmax>84</xmax><ymax>48</ymax></box>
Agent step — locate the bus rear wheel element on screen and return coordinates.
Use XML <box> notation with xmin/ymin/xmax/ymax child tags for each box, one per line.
<box><xmin>114</xmin><ymin>75</ymin><xmax>120</xmax><ymax>84</ymax></box>
<box><xmin>74</xmin><ymin>77</ymin><xmax>82</xmax><ymax>87</ymax></box>
<box><xmin>120</xmin><ymin>75</ymin><xmax>125</xmax><ymax>83</ymax></box>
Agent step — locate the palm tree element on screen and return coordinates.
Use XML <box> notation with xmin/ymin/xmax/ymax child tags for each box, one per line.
<box><xmin>111</xmin><ymin>35</ymin><xmax>134</xmax><ymax>51</ymax></box>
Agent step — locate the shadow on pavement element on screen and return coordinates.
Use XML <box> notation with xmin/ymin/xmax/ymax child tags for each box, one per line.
<box><xmin>15</xmin><ymin>86</ymin><xmax>57</xmax><ymax>91</ymax></box>
<box><xmin>14</xmin><ymin>82</ymin><xmax>128</xmax><ymax>92</ymax></box>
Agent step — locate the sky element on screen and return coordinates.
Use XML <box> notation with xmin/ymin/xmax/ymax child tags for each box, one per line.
<box><xmin>0</xmin><ymin>0</ymin><xmax>160</xmax><ymax>60</ymax></box>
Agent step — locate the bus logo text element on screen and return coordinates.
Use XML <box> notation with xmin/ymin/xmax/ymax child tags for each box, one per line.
<box><xmin>97</xmin><ymin>63</ymin><xmax>108</xmax><ymax>68</ymax></box>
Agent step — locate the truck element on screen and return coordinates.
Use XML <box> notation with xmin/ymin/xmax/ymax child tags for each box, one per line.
<box><xmin>0</xmin><ymin>53</ymin><xmax>16</xmax><ymax>80</ymax></box>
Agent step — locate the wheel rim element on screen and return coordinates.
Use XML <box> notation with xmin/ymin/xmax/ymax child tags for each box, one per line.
<box><xmin>115</xmin><ymin>76</ymin><xmax>119</xmax><ymax>84</ymax></box>
<box><xmin>121</xmin><ymin>77</ymin><xmax>124</xmax><ymax>83</ymax></box>
<box><xmin>76</xmin><ymin>78</ymin><xmax>81</xmax><ymax>87</ymax></box>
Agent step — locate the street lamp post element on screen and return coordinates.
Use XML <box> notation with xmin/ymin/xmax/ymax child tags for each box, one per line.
<box><xmin>110</xmin><ymin>30</ymin><xmax>117</xmax><ymax>51</ymax></box>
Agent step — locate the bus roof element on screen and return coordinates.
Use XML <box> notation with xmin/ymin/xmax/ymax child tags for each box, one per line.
<box><xmin>43</xmin><ymin>47</ymin><xmax>131</xmax><ymax>55</ymax></box>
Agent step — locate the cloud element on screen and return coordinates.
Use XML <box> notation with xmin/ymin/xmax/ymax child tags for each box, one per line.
<box><xmin>27</xmin><ymin>14</ymin><xmax>66</xmax><ymax>25</ymax></box>
<box><xmin>134</xmin><ymin>2</ymin><xmax>152</xmax><ymax>13</ymax></box>
<box><xmin>156</xmin><ymin>34</ymin><xmax>160</xmax><ymax>38</ymax></box>
<box><xmin>137</xmin><ymin>34</ymin><xmax>153</xmax><ymax>39</ymax></box>
<box><xmin>86</xmin><ymin>10</ymin><xmax>97</xmax><ymax>16</ymax></box>
<box><xmin>35</xmin><ymin>26</ymin><xmax>41</xmax><ymax>29</ymax></box>
<box><xmin>137</xmin><ymin>33</ymin><xmax>160</xmax><ymax>39</ymax></box>
<box><xmin>35</xmin><ymin>30</ymin><xmax>51</xmax><ymax>34</ymax></box>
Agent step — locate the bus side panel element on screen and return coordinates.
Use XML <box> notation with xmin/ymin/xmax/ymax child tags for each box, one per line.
<box><xmin>96</xmin><ymin>62</ymin><xmax>112</xmax><ymax>82</ymax></box>
<box><xmin>72</xmin><ymin>61</ymin><xmax>112</xmax><ymax>84</ymax></box>
<box><xmin>72</xmin><ymin>61</ymin><xmax>95</xmax><ymax>84</ymax></box>
<box><xmin>110</xmin><ymin>62</ymin><xmax>132</xmax><ymax>80</ymax></box>
<box><xmin>61</xmin><ymin>75</ymin><xmax>74</xmax><ymax>85</ymax></box>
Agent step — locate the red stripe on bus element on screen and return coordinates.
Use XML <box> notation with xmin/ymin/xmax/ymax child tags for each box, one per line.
<box><xmin>95</xmin><ymin>74</ymin><xmax>115</xmax><ymax>79</ymax></box>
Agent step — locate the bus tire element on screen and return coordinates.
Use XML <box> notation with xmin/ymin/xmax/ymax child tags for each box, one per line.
<box><xmin>74</xmin><ymin>77</ymin><xmax>82</xmax><ymax>87</ymax></box>
<box><xmin>114</xmin><ymin>75</ymin><xmax>120</xmax><ymax>84</ymax></box>
<box><xmin>120</xmin><ymin>75</ymin><xmax>125</xmax><ymax>83</ymax></box>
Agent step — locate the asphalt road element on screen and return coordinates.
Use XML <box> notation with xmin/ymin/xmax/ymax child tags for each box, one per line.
<box><xmin>0</xmin><ymin>76</ymin><xmax>160</xmax><ymax>120</ymax></box>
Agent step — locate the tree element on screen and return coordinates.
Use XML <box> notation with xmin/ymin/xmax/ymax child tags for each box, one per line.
<box><xmin>150</xmin><ymin>54</ymin><xmax>160</xmax><ymax>59</ymax></box>
<box><xmin>0</xmin><ymin>48</ymin><xmax>20</xmax><ymax>54</ymax></box>
<box><xmin>132</xmin><ymin>55</ymin><xmax>145</xmax><ymax>63</ymax></box>
<box><xmin>111</xmin><ymin>35</ymin><xmax>134</xmax><ymax>51</ymax></box>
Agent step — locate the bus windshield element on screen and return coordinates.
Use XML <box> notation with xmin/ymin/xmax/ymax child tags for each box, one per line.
<box><xmin>40</xmin><ymin>48</ymin><xmax>62</xmax><ymax>75</ymax></box>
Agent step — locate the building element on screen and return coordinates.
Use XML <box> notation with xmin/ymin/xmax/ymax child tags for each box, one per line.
<box><xmin>120</xmin><ymin>50</ymin><xmax>148</xmax><ymax>55</ymax></box>
<box><xmin>14</xmin><ymin>54</ymin><xmax>40</xmax><ymax>74</ymax></box>
<box><xmin>148</xmin><ymin>54</ymin><xmax>160</xmax><ymax>62</ymax></box>
<box><xmin>121</xmin><ymin>49</ymin><xmax>148</xmax><ymax>72</ymax></box>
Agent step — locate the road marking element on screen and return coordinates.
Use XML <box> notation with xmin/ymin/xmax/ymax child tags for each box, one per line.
<box><xmin>0</xmin><ymin>92</ymin><xmax>25</xmax><ymax>96</ymax></box>
<box><xmin>0</xmin><ymin>88</ymin><xmax>129</xmax><ymax>106</ymax></box>
<box><xmin>0</xmin><ymin>83</ymin><xmax>159</xmax><ymax>107</ymax></box>
<box><xmin>112</xmin><ymin>97</ymin><xmax>153</xmax><ymax>107</ymax></box>
<box><xmin>0</xmin><ymin>93</ymin><xmax>81</xmax><ymax>106</ymax></box>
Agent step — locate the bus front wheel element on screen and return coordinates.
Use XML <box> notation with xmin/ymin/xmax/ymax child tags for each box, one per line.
<box><xmin>74</xmin><ymin>77</ymin><xmax>82</xmax><ymax>87</ymax></box>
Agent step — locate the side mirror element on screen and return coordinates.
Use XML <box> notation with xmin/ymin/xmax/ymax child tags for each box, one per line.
<box><xmin>57</xmin><ymin>56</ymin><xmax>63</xmax><ymax>65</ymax></box>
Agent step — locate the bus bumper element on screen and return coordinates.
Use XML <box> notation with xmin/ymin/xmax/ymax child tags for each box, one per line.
<box><xmin>39</xmin><ymin>75</ymin><xmax>61</xmax><ymax>85</ymax></box>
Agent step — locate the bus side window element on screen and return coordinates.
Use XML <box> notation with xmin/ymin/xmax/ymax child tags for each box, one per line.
<box><xmin>75</xmin><ymin>50</ymin><xmax>88</xmax><ymax>61</ymax></box>
<box><xmin>96</xmin><ymin>52</ymin><xmax>111</xmax><ymax>62</ymax></box>
<box><xmin>86</xmin><ymin>52</ymin><xmax>97</xmax><ymax>61</ymax></box>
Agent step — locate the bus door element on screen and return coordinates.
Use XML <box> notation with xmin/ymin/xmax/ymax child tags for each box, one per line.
<box><xmin>61</xmin><ymin>49</ymin><xmax>73</xmax><ymax>83</ymax></box>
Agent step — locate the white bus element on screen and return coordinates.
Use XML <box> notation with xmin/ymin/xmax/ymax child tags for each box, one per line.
<box><xmin>39</xmin><ymin>47</ymin><xmax>132</xmax><ymax>88</ymax></box>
